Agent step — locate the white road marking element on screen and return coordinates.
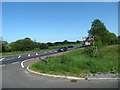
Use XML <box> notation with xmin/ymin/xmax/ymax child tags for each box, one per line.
<box><xmin>21</xmin><ymin>61</ymin><xmax>25</xmax><ymax>68</ymax></box>
<box><xmin>44</xmin><ymin>52</ymin><xmax>47</xmax><ymax>53</ymax></box>
<box><xmin>12</xmin><ymin>62</ymin><xmax>19</xmax><ymax>64</ymax></box>
<box><xmin>18</xmin><ymin>55</ymin><xmax>21</xmax><ymax>58</ymax></box>
<box><xmin>28</xmin><ymin>54</ymin><xmax>30</xmax><ymax>57</ymax></box>
<box><xmin>0</xmin><ymin>65</ymin><xmax>5</xmax><ymax>67</ymax></box>
<box><xmin>0</xmin><ymin>58</ymin><xmax>5</xmax><ymax>61</ymax></box>
<box><xmin>49</xmin><ymin>51</ymin><xmax>52</xmax><ymax>53</ymax></box>
<box><xmin>21</xmin><ymin>58</ymin><xmax>35</xmax><ymax>68</ymax></box>
<box><xmin>27</xmin><ymin>66</ymin><xmax>85</xmax><ymax>80</ymax></box>
<box><xmin>36</xmin><ymin>53</ymin><xmax>38</xmax><ymax>55</ymax></box>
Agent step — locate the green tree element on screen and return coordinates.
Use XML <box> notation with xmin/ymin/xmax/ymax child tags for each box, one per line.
<box><xmin>2</xmin><ymin>44</ymin><xmax>6</xmax><ymax>52</ymax></box>
<box><xmin>47</xmin><ymin>42</ymin><xmax>55</xmax><ymax>46</ymax></box>
<box><xmin>108</xmin><ymin>33</ymin><xmax>117</xmax><ymax>45</ymax></box>
<box><xmin>11</xmin><ymin>37</ymin><xmax>34</xmax><ymax>51</ymax></box>
<box><xmin>88</xmin><ymin>19</ymin><xmax>117</xmax><ymax>46</ymax></box>
<box><xmin>5</xmin><ymin>44</ymin><xmax>11</xmax><ymax>52</ymax></box>
<box><xmin>63</xmin><ymin>40</ymin><xmax>68</xmax><ymax>44</ymax></box>
<box><xmin>88</xmin><ymin>19</ymin><xmax>109</xmax><ymax>36</ymax></box>
<box><xmin>76</xmin><ymin>40</ymin><xmax>80</xmax><ymax>43</ymax></box>
<box><xmin>118</xmin><ymin>36</ymin><xmax>120</xmax><ymax>44</ymax></box>
<box><xmin>39</xmin><ymin>43</ymin><xmax>48</xmax><ymax>49</ymax></box>
<box><xmin>1</xmin><ymin>41</ymin><xmax>10</xmax><ymax>52</ymax></box>
<box><xmin>94</xmin><ymin>35</ymin><xmax>102</xmax><ymax>48</ymax></box>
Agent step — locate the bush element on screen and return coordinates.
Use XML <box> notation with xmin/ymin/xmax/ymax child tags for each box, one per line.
<box><xmin>81</xmin><ymin>46</ymin><xmax>97</xmax><ymax>57</ymax></box>
<box><xmin>34</xmin><ymin>48</ymin><xmax>40</xmax><ymax>51</ymax></box>
<box><xmin>40</xmin><ymin>43</ymin><xmax>48</xmax><ymax>49</ymax></box>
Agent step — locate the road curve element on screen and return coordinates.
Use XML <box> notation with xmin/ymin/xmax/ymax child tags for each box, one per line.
<box><xmin>1</xmin><ymin>47</ymin><xmax>119</xmax><ymax>88</ymax></box>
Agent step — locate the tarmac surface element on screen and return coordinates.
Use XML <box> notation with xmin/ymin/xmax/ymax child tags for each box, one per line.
<box><xmin>1</xmin><ymin>47</ymin><xmax>119</xmax><ymax>88</ymax></box>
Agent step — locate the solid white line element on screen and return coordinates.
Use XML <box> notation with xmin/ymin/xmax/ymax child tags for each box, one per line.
<box><xmin>18</xmin><ymin>55</ymin><xmax>21</xmax><ymax>58</ymax></box>
<box><xmin>27</xmin><ymin>66</ymin><xmax>119</xmax><ymax>80</ymax></box>
<box><xmin>27</xmin><ymin>66</ymin><xmax>85</xmax><ymax>80</ymax></box>
<box><xmin>21</xmin><ymin>58</ymin><xmax>35</xmax><ymax>68</ymax></box>
<box><xmin>21</xmin><ymin>61</ymin><xmax>25</xmax><ymax>68</ymax></box>
<box><xmin>28</xmin><ymin>54</ymin><xmax>30</xmax><ymax>57</ymax></box>
<box><xmin>0</xmin><ymin>58</ymin><xmax>5</xmax><ymax>61</ymax></box>
<box><xmin>12</xmin><ymin>62</ymin><xmax>19</xmax><ymax>64</ymax></box>
<box><xmin>87</xmin><ymin>78</ymin><xmax>119</xmax><ymax>80</ymax></box>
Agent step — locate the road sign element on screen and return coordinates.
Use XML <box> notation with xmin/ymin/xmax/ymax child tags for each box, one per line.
<box><xmin>82</xmin><ymin>37</ymin><xmax>87</xmax><ymax>41</ymax></box>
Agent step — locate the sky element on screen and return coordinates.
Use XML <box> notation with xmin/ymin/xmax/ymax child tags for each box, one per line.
<box><xmin>2</xmin><ymin>2</ymin><xmax>118</xmax><ymax>43</ymax></box>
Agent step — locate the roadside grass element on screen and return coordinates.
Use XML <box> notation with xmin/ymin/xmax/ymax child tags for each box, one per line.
<box><xmin>29</xmin><ymin>45</ymin><xmax>118</xmax><ymax>77</ymax></box>
<box><xmin>1</xmin><ymin>43</ymin><xmax>81</xmax><ymax>56</ymax></box>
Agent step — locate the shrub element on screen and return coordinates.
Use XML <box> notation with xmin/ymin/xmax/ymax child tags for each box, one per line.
<box><xmin>81</xmin><ymin>46</ymin><xmax>97</xmax><ymax>57</ymax></box>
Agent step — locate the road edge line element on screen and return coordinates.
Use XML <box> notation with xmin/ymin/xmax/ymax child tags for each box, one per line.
<box><xmin>21</xmin><ymin>60</ymin><xmax>25</xmax><ymax>68</ymax></box>
<box><xmin>27</xmin><ymin>66</ymin><xmax>119</xmax><ymax>80</ymax></box>
<box><xmin>27</xmin><ymin>66</ymin><xmax>85</xmax><ymax>80</ymax></box>
<box><xmin>21</xmin><ymin>58</ymin><xmax>36</xmax><ymax>68</ymax></box>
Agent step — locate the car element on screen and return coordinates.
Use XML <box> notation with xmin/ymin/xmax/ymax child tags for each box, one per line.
<box><xmin>79</xmin><ymin>44</ymin><xmax>86</xmax><ymax>48</ymax></box>
<box><xmin>58</xmin><ymin>46</ymin><xmax>67</xmax><ymax>52</ymax></box>
<box><xmin>82</xmin><ymin>44</ymin><xmax>86</xmax><ymax>47</ymax></box>
<box><xmin>68</xmin><ymin>45</ymin><xmax>74</xmax><ymax>48</ymax></box>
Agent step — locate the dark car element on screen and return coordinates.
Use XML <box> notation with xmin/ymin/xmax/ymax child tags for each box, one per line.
<box><xmin>82</xmin><ymin>44</ymin><xmax>86</xmax><ymax>47</ymax></box>
<box><xmin>79</xmin><ymin>44</ymin><xmax>86</xmax><ymax>48</ymax></box>
<box><xmin>68</xmin><ymin>45</ymin><xmax>74</xmax><ymax>48</ymax></box>
<box><xmin>58</xmin><ymin>47</ymin><xmax>67</xmax><ymax>52</ymax></box>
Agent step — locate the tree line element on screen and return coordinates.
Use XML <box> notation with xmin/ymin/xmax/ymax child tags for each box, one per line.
<box><xmin>1</xmin><ymin>19</ymin><xmax>119</xmax><ymax>53</ymax></box>
<box><xmin>0</xmin><ymin>38</ymin><xmax>81</xmax><ymax>52</ymax></box>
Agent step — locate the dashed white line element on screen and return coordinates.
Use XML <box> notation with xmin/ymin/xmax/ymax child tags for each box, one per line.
<box><xmin>36</xmin><ymin>53</ymin><xmax>38</xmax><ymax>55</ymax></box>
<box><xmin>54</xmin><ymin>51</ymin><xmax>57</xmax><ymax>52</ymax></box>
<box><xmin>18</xmin><ymin>55</ymin><xmax>21</xmax><ymax>58</ymax></box>
<box><xmin>0</xmin><ymin>58</ymin><xmax>5</xmax><ymax>61</ymax></box>
<box><xmin>28</xmin><ymin>54</ymin><xmax>30</xmax><ymax>57</ymax></box>
<box><xmin>12</xmin><ymin>62</ymin><xmax>19</xmax><ymax>64</ymax></box>
<box><xmin>44</xmin><ymin>52</ymin><xmax>47</xmax><ymax>53</ymax></box>
<box><xmin>49</xmin><ymin>51</ymin><xmax>52</xmax><ymax>53</ymax></box>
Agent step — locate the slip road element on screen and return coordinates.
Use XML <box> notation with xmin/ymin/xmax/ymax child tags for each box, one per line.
<box><xmin>1</xmin><ymin>47</ymin><xmax>119</xmax><ymax>88</ymax></box>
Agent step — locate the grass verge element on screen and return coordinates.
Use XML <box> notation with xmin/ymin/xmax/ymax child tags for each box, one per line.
<box><xmin>29</xmin><ymin>45</ymin><xmax>118</xmax><ymax>77</ymax></box>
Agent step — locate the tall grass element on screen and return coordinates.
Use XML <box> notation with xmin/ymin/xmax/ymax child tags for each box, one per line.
<box><xmin>29</xmin><ymin>45</ymin><xmax>118</xmax><ymax>77</ymax></box>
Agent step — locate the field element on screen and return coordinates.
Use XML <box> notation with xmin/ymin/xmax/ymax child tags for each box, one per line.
<box><xmin>1</xmin><ymin>43</ymin><xmax>82</xmax><ymax>56</ymax></box>
<box><xmin>29</xmin><ymin>45</ymin><xmax>119</xmax><ymax>77</ymax></box>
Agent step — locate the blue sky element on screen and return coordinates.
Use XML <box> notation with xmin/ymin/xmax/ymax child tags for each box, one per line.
<box><xmin>2</xmin><ymin>2</ymin><xmax>118</xmax><ymax>43</ymax></box>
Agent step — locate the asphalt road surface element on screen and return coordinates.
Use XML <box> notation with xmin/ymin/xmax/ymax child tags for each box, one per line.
<box><xmin>0</xmin><ymin>47</ymin><xmax>119</xmax><ymax>88</ymax></box>
<box><xmin>1</xmin><ymin>46</ymin><xmax>79</xmax><ymax>65</ymax></box>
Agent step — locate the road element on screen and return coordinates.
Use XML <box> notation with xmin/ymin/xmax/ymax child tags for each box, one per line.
<box><xmin>0</xmin><ymin>47</ymin><xmax>119</xmax><ymax>88</ymax></box>
<box><xmin>1</xmin><ymin>47</ymin><xmax>79</xmax><ymax>65</ymax></box>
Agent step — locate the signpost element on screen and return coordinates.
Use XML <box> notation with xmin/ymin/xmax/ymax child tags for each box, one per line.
<box><xmin>82</xmin><ymin>36</ymin><xmax>94</xmax><ymax>46</ymax></box>
<box><xmin>82</xmin><ymin>37</ymin><xmax>87</xmax><ymax>41</ymax></box>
